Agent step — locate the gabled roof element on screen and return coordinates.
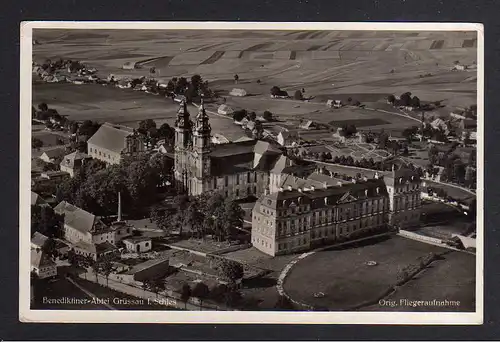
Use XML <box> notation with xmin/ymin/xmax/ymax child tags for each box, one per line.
<box><xmin>31</xmin><ymin>191</ymin><xmax>47</xmax><ymax>206</ymax></box>
<box><xmin>87</xmin><ymin>122</ymin><xmax>136</xmax><ymax>154</ymax></box>
<box><xmin>60</xmin><ymin>151</ymin><xmax>91</xmax><ymax>168</ymax></box>
<box><xmin>54</xmin><ymin>201</ymin><xmax>108</xmax><ymax>234</ymax></box>
<box><xmin>31</xmin><ymin>232</ymin><xmax>49</xmax><ymax>248</ymax></box>
<box><xmin>40</xmin><ymin>147</ymin><xmax>67</xmax><ymax>159</ymax></box>
<box><xmin>31</xmin><ymin>249</ymin><xmax>55</xmax><ymax>268</ymax></box>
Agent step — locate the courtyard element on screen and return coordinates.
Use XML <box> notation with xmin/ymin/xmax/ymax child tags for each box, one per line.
<box><xmin>283</xmin><ymin>235</ymin><xmax>475</xmax><ymax>311</ymax></box>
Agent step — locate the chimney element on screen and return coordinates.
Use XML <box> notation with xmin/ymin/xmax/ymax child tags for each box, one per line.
<box><xmin>287</xmin><ymin>185</ymin><xmax>293</xmax><ymax>191</ymax></box>
<box><xmin>117</xmin><ymin>191</ymin><xmax>122</xmax><ymax>222</ymax></box>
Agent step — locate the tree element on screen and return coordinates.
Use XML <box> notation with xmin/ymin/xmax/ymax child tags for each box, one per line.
<box><xmin>387</xmin><ymin>94</ymin><xmax>396</xmax><ymax>104</ymax></box>
<box><xmin>138</xmin><ymin>119</ymin><xmax>157</xmax><ymax>136</ymax></box>
<box><xmin>180</xmin><ymin>283</ymin><xmax>192</xmax><ymax>309</ymax></box>
<box><xmin>263</xmin><ymin>110</ymin><xmax>273</xmax><ymax>121</ymax></box>
<box><xmin>191</xmin><ymin>282</ymin><xmax>210</xmax><ymax>309</ymax></box>
<box><xmin>232</xmin><ymin>109</ymin><xmax>248</xmax><ymax>122</ymax></box>
<box><xmin>294</xmin><ymin>90</ymin><xmax>303</xmax><ymax>100</ymax></box>
<box><xmin>149</xmin><ymin>278</ymin><xmax>165</xmax><ymax>299</ymax></box>
<box><xmin>31</xmin><ymin>205</ymin><xmax>64</xmax><ymax>238</ymax></box>
<box><xmin>157</xmin><ymin>123</ymin><xmax>175</xmax><ymax>146</ymax></box>
<box><xmin>270</xmin><ymin>86</ymin><xmax>282</xmax><ymax>96</ymax></box>
<box><xmin>214</xmin><ymin>258</ymin><xmax>244</xmax><ymax>286</ymax></box>
<box><xmin>101</xmin><ymin>258</ymin><xmax>113</xmax><ymax>287</ymax></box>
<box><xmin>410</xmin><ymin>96</ymin><xmax>421</xmax><ymax>108</ymax></box>
<box><xmin>78</xmin><ymin>120</ymin><xmax>101</xmax><ymax>138</ymax></box>
<box><xmin>234</xmin><ymin>74</ymin><xmax>239</xmax><ymax>84</ymax></box>
<box><xmin>247</xmin><ymin>111</ymin><xmax>257</xmax><ymax>121</ymax></box>
<box><xmin>91</xmin><ymin>261</ymin><xmax>100</xmax><ymax>283</ymax></box>
<box><xmin>38</xmin><ymin>103</ymin><xmax>48</xmax><ymax>112</ymax></box>
<box><xmin>191</xmin><ymin>74</ymin><xmax>203</xmax><ymax>90</ymax></box>
<box><xmin>32</xmin><ymin>137</ymin><xmax>44</xmax><ymax>150</ymax></box>
<box><xmin>185</xmin><ymin>201</ymin><xmax>205</xmax><ymax>238</ymax></box>
<box><xmin>68</xmin><ymin>121</ymin><xmax>79</xmax><ymax>135</ymax></box>
<box><xmin>399</xmin><ymin>92</ymin><xmax>412</xmax><ymax>106</ymax></box>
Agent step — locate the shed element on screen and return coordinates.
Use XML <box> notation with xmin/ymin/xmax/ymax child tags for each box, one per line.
<box><xmin>122</xmin><ymin>62</ymin><xmax>137</xmax><ymax>70</ymax></box>
<box><xmin>218</xmin><ymin>104</ymin><xmax>234</xmax><ymax>115</ymax></box>
<box><xmin>229</xmin><ymin>88</ymin><xmax>247</xmax><ymax>97</ymax></box>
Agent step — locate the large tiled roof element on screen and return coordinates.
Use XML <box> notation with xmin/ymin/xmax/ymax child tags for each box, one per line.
<box><xmin>87</xmin><ymin>122</ymin><xmax>135</xmax><ymax>154</ymax></box>
<box><xmin>208</xmin><ymin>139</ymin><xmax>283</xmax><ymax>176</ymax></box>
<box><xmin>31</xmin><ymin>232</ymin><xmax>49</xmax><ymax>248</ymax></box>
<box><xmin>54</xmin><ymin>201</ymin><xmax>108</xmax><ymax>234</ymax></box>
<box><xmin>260</xmin><ymin>178</ymin><xmax>388</xmax><ymax>210</ymax></box>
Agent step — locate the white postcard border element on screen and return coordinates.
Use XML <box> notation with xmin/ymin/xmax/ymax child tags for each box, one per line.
<box><xmin>19</xmin><ymin>21</ymin><xmax>484</xmax><ymax>324</ymax></box>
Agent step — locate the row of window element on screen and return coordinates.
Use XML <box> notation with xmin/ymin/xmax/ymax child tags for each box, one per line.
<box><xmin>89</xmin><ymin>147</ymin><xmax>116</xmax><ymax>162</ymax></box>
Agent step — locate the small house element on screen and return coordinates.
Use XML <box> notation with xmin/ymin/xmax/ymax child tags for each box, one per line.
<box><xmin>31</xmin><ymin>249</ymin><xmax>57</xmax><ymax>279</ymax></box>
<box><xmin>218</xmin><ymin>104</ymin><xmax>234</xmax><ymax>115</ymax></box>
<box><xmin>31</xmin><ymin>232</ymin><xmax>50</xmax><ymax>250</ymax></box>
<box><xmin>123</xmin><ymin>236</ymin><xmax>152</xmax><ymax>253</ymax></box>
<box><xmin>59</xmin><ymin>151</ymin><xmax>92</xmax><ymax>177</ymax></box>
<box><xmin>299</xmin><ymin>120</ymin><xmax>317</xmax><ymax>130</ymax></box>
<box><xmin>229</xmin><ymin>88</ymin><xmax>247</xmax><ymax>97</ymax></box>
<box><xmin>122</xmin><ymin>62</ymin><xmax>137</xmax><ymax>70</ymax></box>
<box><xmin>277</xmin><ymin>130</ymin><xmax>300</xmax><ymax>147</ymax></box>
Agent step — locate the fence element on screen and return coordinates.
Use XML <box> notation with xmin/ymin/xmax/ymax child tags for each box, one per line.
<box><xmin>79</xmin><ymin>272</ymin><xmax>230</xmax><ymax>311</ymax></box>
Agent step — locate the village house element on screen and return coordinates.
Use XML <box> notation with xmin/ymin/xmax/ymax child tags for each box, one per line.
<box><xmin>87</xmin><ymin>122</ymin><xmax>145</xmax><ymax>165</ymax></box>
<box><xmin>123</xmin><ymin>236</ymin><xmax>152</xmax><ymax>253</ymax></box>
<box><xmin>277</xmin><ymin>130</ymin><xmax>300</xmax><ymax>147</ymax></box>
<box><xmin>114</xmin><ymin>256</ymin><xmax>170</xmax><ymax>286</ymax></box>
<box><xmin>217</xmin><ymin>104</ymin><xmax>234</xmax><ymax>116</ymax></box>
<box><xmin>299</xmin><ymin>120</ymin><xmax>317</xmax><ymax>130</ymax></box>
<box><xmin>54</xmin><ymin>200</ymin><xmax>132</xmax><ymax>260</ymax></box>
<box><xmin>31</xmin><ymin>232</ymin><xmax>50</xmax><ymax>250</ymax></box>
<box><xmin>229</xmin><ymin>88</ymin><xmax>247</xmax><ymax>97</ymax></box>
<box><xmin>39</xmin><ymin>147</ymin><xmax>67</xmax><ymax>164</ymax></box>
<box><xmin>59</xmin><ymin>151</ymin><xmax>92</xmax><ymax>177</ymax></box>
<box><xmin>31</xmin><ymin>249</ymin><xmax>57</xmax><ymax>279</ymax></box>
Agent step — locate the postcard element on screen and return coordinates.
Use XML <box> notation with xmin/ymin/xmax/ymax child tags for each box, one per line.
<box><xmin>20</xmin><ymin>21</ymin><xmax>483</xmax><ymax>324</ymax></box>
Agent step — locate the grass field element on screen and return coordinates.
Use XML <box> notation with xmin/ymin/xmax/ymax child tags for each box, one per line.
<box><xmin>283</xmin><ymin>235</ymin><xmax>475</xmax><ymax>311</ymax></box>
<box><xmin>33</xmin><ymin>29</ymin><xmax>477</xmax><ymax>118</ymax></box>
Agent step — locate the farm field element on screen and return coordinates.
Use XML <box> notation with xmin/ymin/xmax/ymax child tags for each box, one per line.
<box><xmin>283</xmin><ymin>235</ymin><xmax>474</xmax><ymax>311</ymax></box>
<box><xmin>33</xmin><ymin>29</ymin><xmax>477</xmax><ymax>117</ymax></box>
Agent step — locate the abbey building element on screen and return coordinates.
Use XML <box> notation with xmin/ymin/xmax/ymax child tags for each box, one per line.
<box><xmin>172</xmin><ymin>100</ymin><xmax>422</xmax><ymax>256</ymax></box>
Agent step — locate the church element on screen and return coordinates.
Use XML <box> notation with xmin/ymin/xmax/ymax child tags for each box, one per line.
<box><xmin>173</xmin><ymin>100</ymin><xmax>305</xmax><ymax>199</ymax></box>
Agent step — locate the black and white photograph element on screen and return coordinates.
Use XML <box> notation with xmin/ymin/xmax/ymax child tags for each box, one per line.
<box><xmin>20</xmin><ymin>22</ymin><xmax>483</xmax><ymax>324</ymax></box>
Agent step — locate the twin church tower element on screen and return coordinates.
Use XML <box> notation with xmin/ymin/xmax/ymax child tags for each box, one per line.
<box><xmin>173</xmin><ymin>99</ymin><xmax>212</xmax><ymax>195</ymax></box>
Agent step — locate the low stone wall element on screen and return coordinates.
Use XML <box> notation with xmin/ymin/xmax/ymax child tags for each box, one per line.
<box><xmin>211</xmin><ymin>243</ymin><xmax>252</xmax><ymax>256</ymax></box>
<box><xmin>398</xmin><ymin>230</ymin><xmax>444</xmax><ymax>245</ymax></box>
